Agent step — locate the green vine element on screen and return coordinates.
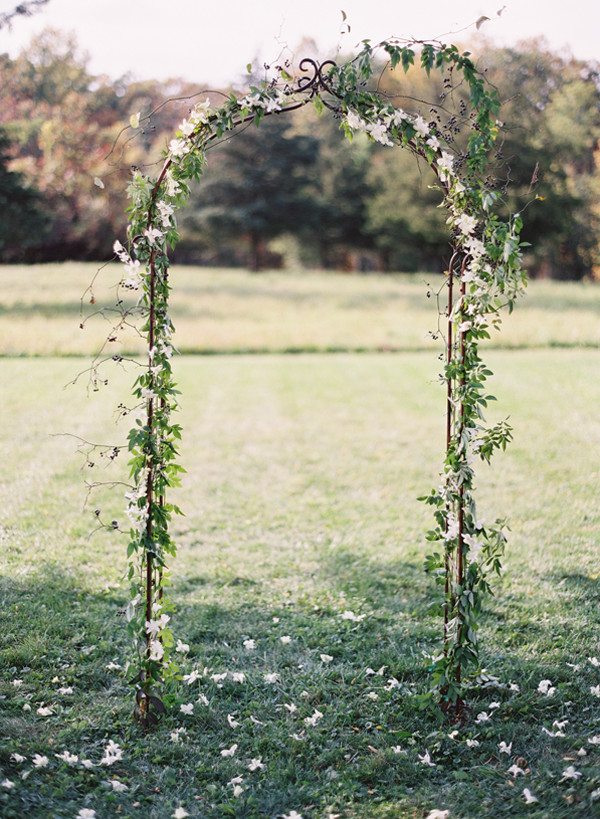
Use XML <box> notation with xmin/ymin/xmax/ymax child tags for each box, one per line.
<box><xmin>106</xmin><ymin>38</ymin><xmax>526</xmax><ymax>722</ymax></box>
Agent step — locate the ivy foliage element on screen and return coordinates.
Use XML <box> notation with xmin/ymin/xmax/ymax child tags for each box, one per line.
<box><xmin>109</xmin><ymin>38</ymin><xmax>526</xmax><ymax>720</ymax></box>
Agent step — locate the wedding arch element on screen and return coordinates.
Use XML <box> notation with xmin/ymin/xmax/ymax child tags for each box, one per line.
<box><xmin>107</xmin><ymin>38</ymin><xmax>526</xmax><ymax>724</ymax></box>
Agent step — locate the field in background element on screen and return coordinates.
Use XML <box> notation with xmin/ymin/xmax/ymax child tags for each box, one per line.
<box><xmin>1</xmin><ymin>263</ymin><xmax>600</xmax><ymax>356</ymax></box>
<box><xmin>1</xmin><ymin>266</ymin><xmax>600</xmax><ymax>817</ymax></box>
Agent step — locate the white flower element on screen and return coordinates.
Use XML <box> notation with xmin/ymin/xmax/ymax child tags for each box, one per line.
<box><xmin>233</xmin><ymin>784</ymin><xmax>244</xmax><ymax>797</ymax></box>
<box><xmin>589</xmin><ymin>657</ymin><xmax>600</xmax><ymax>667</ymax></box>
<box><xmin>476</xmin><ymin>711</ymin><xmax>491</xmax><ymax>723</ymax></box>
<box><xmin>183</xmin><ymin>669</ymin><xmax>201</xmax><ymax>685</ymax></box>
<box><xmin>522</xmin><ymin>789</ymin><xmax>538</xmax><ymax>804</ymax></box>
<box><xmin>178</xmin><ymin>118</ymin><xmax>195</xmax><ymax>137</ymax></box>
<box><xmin>456</xmin><ymin>213</ymin><xmax>478</xmax><ymax>235</ymax></box>
<box><xmin>100</xmin><ymin>740</ymin><xmax>123</xmax><ymax>766</ymax></box>
<box><xmin>509</xmin><ymin>682</ymin><xmax>520</xmax><ymax>692</ymax></box>
<box><xmin>164</xmin><ymin>173</ymin><xmax>181</xmax><ymax>197</ymax></box>
<box><xmin>32</xmin><ymin>754</ymin><xmax>49</xmax><ymax>767</ymax></box>
<box><xmin>340</xmin><ymin>610</ymin><xmax>365</xmax><ymax>622</ymax></box>
<box><xmin>426</xmin><ymin>811</ymin><xmax>450</xmax><ymax>819</ymax></box>
<box><xmin>11</xmin><ymin>679</ymin><xmax>23</xmax><ymax>688</ymax></box>
<box><xmin>168</xmin><ymin>138</ymin><xmax>190</xmax><ymax>158</ymax></box>
<box><xmin>170</xmin><ymin>728</ymin><xmax>187</xmax><ymax>743</ymax></box>
<box><xmin>243</xmin><ymin>639</ymin><xmax>256</xmax><ymax>650</ymax></box>
<box><xmin>392</xmin><ymin>745</ymin><xmax>407</xmax><ymax>754</ymax></box>
<box><xmin>588</xmin><ymin>735</ymin><xmax>600</xmax><ymax>745</ymax></box>
<box><xmin>36</xmin><ymin>706</ymin><xmax>53</xmax><ymax>716</ymax></box>
<box><xmin>248</xmin><ymin>758</ymin><xmax>264</xmax><ymax>771</ymax></box>
<box><xmin>366</xmin><ymin>120</ymin><xmax>393</xmax><ymax>146</ymax></box>
<box><xmin>76</xmin><ymin>811</ymin><xmax>97</xmax><ymax>819</ymax></box>
<box><xmin>197</xmin><ymin>693</ymin><xmax>209</xmax><ymax>706</ymax></box>
<box><xmin>81</xmin><ymin>760</ymin><xmax>95</xmax><ymax>769</ymax></box>
<box><xmin>345</xmin><ymin>110</ymin><xmax>365</xmax><ymax>131</ymax></box>
<box><xmin>508</xmin><ymin>764</ymin><xmax>526</xmax><ymax>777</ymax></box>
<box><xmin>172</xmin><ymin>809</ymin><xmax>190</xmax><ymax>819</ymax></box>
<box><xmin>498</xmin><ymin>741</ymin><xmax>512</xmax><ymax>755</ymax></box>
<box><xmin>489</xmin><ymin>701</ymin><xmax>500</xmax><ymax>710</ymax></box>
<box><xmin>220</xmin><ymin>744</ymin><xmax>238</xmax><ymax>758</ymax></box>
<box><xmin>109</xmin><ymin>779</ymin><xmax>128</xmax><ymax>792</ymax></box>
<box><xmin>367</xmin><ymin>692</ymin><xmax>378</xmax><ymax>701</ymax></box>
<box><xmin>466</xmin><ymin>739</ymin><xmax>480</xmax><ymax>747</ymax></box>
<box><xmin>175</xmin><ymin>639</ymin><xmax>190</xmax><ymax>654</ymax></box>
<box><xmin>426</xmin><ymin>135</ymin><xmax>441</xmax><ymax>151</ymax></box>
<box><xmin>149</xmin><ymin>640</ymin><xmax>164</xmax><ymax>662</ymax></box>
<box><xmin>143</xmin><ymin>226</ymin><xmax>163</xmax><ymax>245</ymax></box>
<box><xmin>55</xmin><ymin>751</ymin><xmax>78</xmax><ymax>765</ymax></box>
<box><xmin>320</xmin><ymin>654</ymin><xmax>333</xmax><ymax>663</ymax></box>
<box><xmin>592</xmin><ymin>787</ymin><xmax>600</xmax><ymax>800</ymax></box>
<box><xmin>413</xmin><ymin>115</ymin><xmax>429</xmax><ymax>137</ymax></box>
<box><xmin>231</xmin><ymin>672</ymin><xmax>246</xmax><ymax>683</ymax></box>
<box><xmin>537</xmin><ymin>679</ymin><xmax>555</xmax><ymax>696</ymax></box>
<box><xmin>10</xmin><ymin>753</ymin><xmax>26</xmax><ymax>763</ymax></box>
<box><xmin>227</xmin><ymin>714</ymin><xmax>240</xmax><ymax>728</ymax></box>
<box><xmin>58</xmin><ymin>687</ymin><xmax>73</xmax><ymax>695</ymax></box>
<box><xmin>210</xmin><ymin>672</ymin><xmax>227</xmax><ymax>684</ymax></box>
<box><xmin>591</xmin><ymin>685</ymin><xmax>600</xmax><ymax>697</ymax></box>
<box><xmin>561</xmin><ymin>765</ymin><xmax>582</xmax><ymax>780</ymax></box>
<box><xmin>272</xmin><ymin>617</ymin><xmax>280</xmax><ymax>623</ymax></box>
<box><xmin>418</xmin><ymin>750</ymin><xmax>436</xmax><ymax>766</ymax></box>
<box><xmin>264</xmin><ymin>672</ymin><xmax>280</xmax><ymax>684</ymax></box>
<box><xmin>113</xmin><ymin>239</ymin><xmax>126</xmax><ymax>256</ymax></box>
<box><xmin>437</xmin><ymin>151</ymin><xmax>454</xmax><ymax>179</ymax></box>
<box><xmin>304</xmin><ymin>709</ymin><xmax>324</xmax><ymax>727</ymax></box>
<box><xmin>282</xmin><ymin>812</ymin><xmax>303</xmax><ymax>819</ymax></box>
<box><xmin>448</xmin><ymin>731</ymin><xmax>459</xmax><ymax>740</ymax></box>
<box><xmin>284</xmin><ymin>702</ymin><xmax>297</xmax><ymax>713</ymax></box>
<box><xmin>1</xmin><ymin>779</ymin><xmax>14</xmax><ymax>789</ymax></box>
<box><xmin>280</xmin><ymin>636</ymin><xmax>292</xmax><ymax>644</ymax></box>
<box><xmin>180</xmin><ymin>703</ymin><xmax>194</xmax><ymax>715</ymax></box>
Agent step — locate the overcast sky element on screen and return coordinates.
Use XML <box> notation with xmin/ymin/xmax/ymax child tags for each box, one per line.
<box><xmin>0</xmin><ymin>0</ymin><xmax>598</xmax><ymax>86</ymax></box>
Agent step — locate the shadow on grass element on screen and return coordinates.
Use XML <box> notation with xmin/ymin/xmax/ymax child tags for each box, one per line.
<box><xmin>1</xmin><ymin>560</ymin><xmax>597</xmax><ymax>819</ymax></box>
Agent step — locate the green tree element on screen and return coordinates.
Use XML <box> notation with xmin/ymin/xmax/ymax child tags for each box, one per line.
<box><xmin>480</xmin><ymin>41</ymin><xmax>600</xmax><ymax>278</ymax></box>
<box><xmin>180</xmin><ymin>116</ymin><xmax>322</xmax><ymax>270</ymax></box>
<box><xmin>0</xmin><ymin>128</ymin><xmax>47</xmax><ymax>260</ymax></box>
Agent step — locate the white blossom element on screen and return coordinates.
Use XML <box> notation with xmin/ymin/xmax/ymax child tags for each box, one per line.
<box><xmin>55</xmin><ymin>751</ymin><xmax>78</xmax><ymax>765</ymax></box>
<box><xmin>419</xmin><ymin>750</ymin><xmax>436</xmax><ymax>767</ymax></box>
<box><xmin>100</xmin><ymin>740</ymin><xmax>123</xmax><ymax>766</ymax></box>
<box><xmin>537</xmin><ymin>679</ymin><xmax>555</xmax><ymax>697</ymax></box>
<box><xmin>304</xmin><ymin>708</ymin><xmax>324</xmax><ymax>727</ymax></box>
<box><xmin>413</xmin><ymin>115</ymin><xmax>429</xmax><ymax>137</ymax></box>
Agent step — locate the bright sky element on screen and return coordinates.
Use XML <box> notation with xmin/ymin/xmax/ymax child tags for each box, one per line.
<box><xmin>0</xmin><ymin>0</ymin><xmax>598</xmax><ymax>86</ymax></box>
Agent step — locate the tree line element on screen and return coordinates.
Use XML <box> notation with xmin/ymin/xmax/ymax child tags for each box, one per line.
<box><xmin>1</xmin><ymin>28</ymin><xmax>599</xmax><ymax>278</ymax></box>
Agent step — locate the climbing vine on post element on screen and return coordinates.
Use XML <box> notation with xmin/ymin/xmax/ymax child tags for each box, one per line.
<box><xmin>105</xmin><ymin>37</ymin><xmax>526</xmax><ymax>723</ymax></box>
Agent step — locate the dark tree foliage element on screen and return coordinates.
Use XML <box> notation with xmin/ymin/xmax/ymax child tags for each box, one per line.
<box><xmin>0</xmin><ymin>128</ymin><xmax>47</xmax><ymax>260</ymax></box>
<box><xmin>180</xmin><ymin>116</ymin><xmax>322</xmax><ymax>270</ymax></box>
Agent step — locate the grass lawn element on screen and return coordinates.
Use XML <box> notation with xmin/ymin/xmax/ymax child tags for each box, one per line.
<box><xmin>0</xmin><ymin>265</ymin><xmax>600</xmax><ymax>818</ymax></box>
<box><xmin>0</xmin><ymin>263</ymin><xmax>599</xmax><ymax>355</ymax></box>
